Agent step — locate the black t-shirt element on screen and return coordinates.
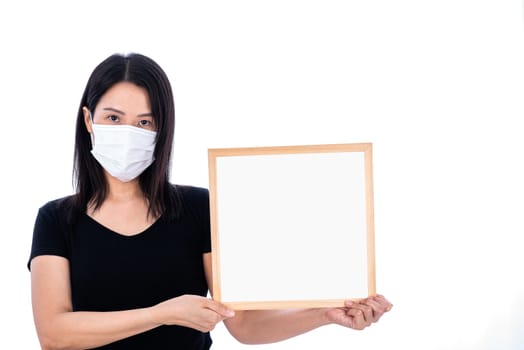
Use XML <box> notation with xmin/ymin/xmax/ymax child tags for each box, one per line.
<box><xmin>28</xmin><ymin>185</ymin><xmax>213</xmax><ymax>349</ymax></box>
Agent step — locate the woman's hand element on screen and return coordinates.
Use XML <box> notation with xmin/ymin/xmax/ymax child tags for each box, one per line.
<box><xmin>325</xmin><ymin>294</ymin><xmax>393</xmax><ymax>330</ymax></box>
<box><xmin>150</xmin><ymin>295</ymin><xmax>235</xmax><ymax>332</ymax></box>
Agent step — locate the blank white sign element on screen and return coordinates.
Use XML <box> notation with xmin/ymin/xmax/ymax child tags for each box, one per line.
<box><xmin>208</xmin><ymin>143</ymin><xmax>376</xmax><ymax>310</ymax></box>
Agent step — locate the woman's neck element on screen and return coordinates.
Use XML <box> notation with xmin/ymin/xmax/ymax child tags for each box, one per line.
<box><xmin>105</xmin><ymin>173</ymin><xmax>143</xmax><ymax>202</ymax></box>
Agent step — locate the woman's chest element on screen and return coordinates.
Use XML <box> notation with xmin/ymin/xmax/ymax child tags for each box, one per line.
<box><xmin>87</xmin><ymin>201</ymin><xmax>156</xmax><ymax>236</ymax></box>
<box><xmin>69</xmin><ymin>216</ymin><xmax>208</xmax><ymax>311</ymax></box>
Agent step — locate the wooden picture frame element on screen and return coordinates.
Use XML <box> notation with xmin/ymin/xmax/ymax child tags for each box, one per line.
<box><xmin>208</xmin><ymin>143</ymin><xmax>376</xmax><ymax>310</ymax></box>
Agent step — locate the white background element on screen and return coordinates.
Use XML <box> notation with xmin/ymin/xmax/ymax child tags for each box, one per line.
<box><xmin>1</xmin><ymin>1</ymin><xmax>523</xmax><ymax>349</ymax></box>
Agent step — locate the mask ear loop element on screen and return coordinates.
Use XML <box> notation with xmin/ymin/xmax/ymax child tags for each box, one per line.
<box><xmin>88</xmin><ymin>110</ymin><xmax>95</xmax><ymax>147</ymax></box>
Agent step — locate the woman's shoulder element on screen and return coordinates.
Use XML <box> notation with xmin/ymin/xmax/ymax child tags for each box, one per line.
<box><xmin>173</xmin><ymin>184</ymin><xmax>209</xmax><ymax>202</ymax></box>
<box><xmin>38</xmin><ymin>194</ymin><xmax>76</xmax><ymax>217</ymax></box>
<box><xmin>171</xmin><ymin>184</ymin><xmax>210</xmax><ymax>219</ymax></box>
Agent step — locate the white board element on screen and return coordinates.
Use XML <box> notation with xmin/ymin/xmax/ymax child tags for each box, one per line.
<box><xmin>208</xmin><ymin>143</ymin><xmax>376</xmax><ymax>310</ymax></box>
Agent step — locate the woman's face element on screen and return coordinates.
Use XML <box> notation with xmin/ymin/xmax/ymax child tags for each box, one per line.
<box><xmin>83</xmin><ymin>81</ymin><xmax>156</xmax><ymax>133</ymax></box>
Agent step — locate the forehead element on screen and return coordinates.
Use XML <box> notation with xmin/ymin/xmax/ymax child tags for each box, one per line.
<box><xmin>96</xmin><ymin>82</ymin><xmax>151</xmax><ymax>113</ymax></box>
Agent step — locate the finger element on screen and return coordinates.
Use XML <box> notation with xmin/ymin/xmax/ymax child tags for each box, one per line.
<box><xmin>346</xmin><ymin>308</ymin><xmax>363</xmax><ymax>318</ymax></box>
<box><xmin>190</xmin><ymin>308</ymin><xmax>225</xmax><ymax>332</ymax></box>
<box><xmin>201</xmin><ymin>311</ymin><xmax>223</xmax><ymax>332</ymax></box>
<box><xmin>348</xmin><ymin>303</ymin><xmax>373</xmax><ymax>325</ymax></box>
<box><xmin>345</xmin><ymin>308</ymin><xmax>366</xmax><ymax>330</ymax></box>
<box><xmin>372</xmin><ymin>295</ymin><xmax>393</xmax><ymax>312</ymax></box>
<box><xmin>344</xmin><ymin>300</ymin><xmax>355</xmax><ymax>308</ymax></box>
<box><xmin>361</xmin><ymin>298</ymin><xmax>385</xmax><ymax>322</ymax></box>
<box><xmin>205</xmin><ymin>300</ymin><xmax>235</xmax><ymax>318</ymax></box>
<box><xmin>326</xmin><ymin>308</ymin><xmax>354</xmax><ymax>328</ymax></box>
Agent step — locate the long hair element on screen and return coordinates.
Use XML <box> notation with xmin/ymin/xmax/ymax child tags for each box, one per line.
<box><xmin>70</xmin><ymin>53</ymin><xmax>181</xmax><ymax>224</ymax></box>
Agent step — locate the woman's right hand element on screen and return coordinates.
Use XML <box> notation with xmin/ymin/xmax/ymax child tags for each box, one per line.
<box><xmin>150</xmin><ymin>295</ymin><xmax>235</xmax><ymax>332</ymax></box>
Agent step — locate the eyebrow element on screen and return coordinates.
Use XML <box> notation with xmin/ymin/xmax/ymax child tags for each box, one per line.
<box><xmin>102</xmin><ymin>107</ymin><xmax>153</xmax><ymax>118</ymax></box>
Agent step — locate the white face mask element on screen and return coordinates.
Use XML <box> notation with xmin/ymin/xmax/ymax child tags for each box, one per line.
<box><xmin>90</xmin><ymin>124</ymin><xmax>157</xmax><ymax>182</ymax></box>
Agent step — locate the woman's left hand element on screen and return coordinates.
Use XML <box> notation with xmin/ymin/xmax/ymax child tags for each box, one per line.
<box><xmin>325</xmin><ymin>294</ymin><xmax>393</xmax><ymax>330</ymax></box>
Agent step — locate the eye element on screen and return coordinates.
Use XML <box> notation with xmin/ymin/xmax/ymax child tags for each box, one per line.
<box><xmin>107</xmin><ymin>114</ymin><xmax>120</xmax><ymax>123</ymax></box>
<box><xmin>138</xmin><ymin>119</ymin><xmax>154</xmax><ymax>128</ymax></box>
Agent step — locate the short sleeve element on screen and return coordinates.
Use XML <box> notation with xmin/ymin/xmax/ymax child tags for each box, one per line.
<box><xmin>177</xmin><ymin>185</ymin><xmax>212</xmax><ymax>254</ymax></box>
<box><xmin>198</xmin><ymin>188</ymin><xmax>212</xmax><ymax>254</ymax></box>
<box><xmin>27</xmin><ymin>200</ymin><xmax>70</xmax><ymax>270</ymax></box>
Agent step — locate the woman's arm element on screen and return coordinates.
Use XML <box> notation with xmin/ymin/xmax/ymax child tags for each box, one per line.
<box><xmin>31</xmin><ymin>255</ymin><xmax>234</xmax><ymax>350</ymax></box>
<box><xmin>224</xmin><ymin>296</ymin><xmax>391</xmax><ymax>344</ymax></box>
<box><xmin>203</xmin><ymin>253</ymin><xmax>392</xmax><ymax>345</ymax></box>
<box><xmin>223</xmin><ymin>308</ymin><xmax>331</xmax><ymax>344</ymax></box>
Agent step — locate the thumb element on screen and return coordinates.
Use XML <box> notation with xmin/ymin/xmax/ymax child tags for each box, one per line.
<box><xmin>206</xmin><ymin>300</ymin><xmax>235</xmax><ymax>318</ymax></box>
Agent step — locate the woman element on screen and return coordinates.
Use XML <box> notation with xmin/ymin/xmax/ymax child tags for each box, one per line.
<box><xmin>28</xmin><ymin>53</ymin><xmax>392</xmax><ymax>349</ymax></box>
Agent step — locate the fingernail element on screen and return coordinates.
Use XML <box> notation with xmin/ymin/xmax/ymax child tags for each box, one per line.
<box><xmin>227</xmin><ymin>310</ymin><xmax>235</xmax><ymax>317</ymax></box>
<box><xmin>345</xmin><ymin>300</ymin><xmax>353</xmax><ymax>307</ymax></box>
